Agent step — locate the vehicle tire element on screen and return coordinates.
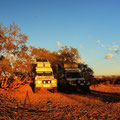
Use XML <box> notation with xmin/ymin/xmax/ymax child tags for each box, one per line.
<box><xmin>83</xmin><ymin>86</ymin><xmax>90</xmax><ymax>94</ymax></box>
<box><xmin>53</xmin><ymin>87</ymin><xmax>57</xmax><ymax>93</ymax></box>
<box><xmin>86</xmin><ymin>86</ymin><xmax>91</xmax><ymax>93</ymax></box>
<box><xmin>34</xmin><ymin>87</ymin><xmax>41</xmax><ymax>93</ymax></box>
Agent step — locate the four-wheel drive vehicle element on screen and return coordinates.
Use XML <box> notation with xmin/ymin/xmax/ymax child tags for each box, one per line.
<box><xmin>57</xmin><ymin>62</ymin><xmax>91</xmax><ymax>93</ymax></box>
<box><xmin>34</xmin><ymin>59</ymin><xmax>57</xmax><ymax>93</ymax></box>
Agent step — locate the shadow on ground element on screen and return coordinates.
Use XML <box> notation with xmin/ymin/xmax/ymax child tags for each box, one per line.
<box><xmin>88</xmin><ymin>90</ymin><xmax>120</xmax><ymax>103</ymax></box>
<box><xmin>29</xmin><ymin>83</ymin><xmax>120</xmax><ymax>103</ymax></box>
<box><xmin>63</xmin><ymin>90</ymin><xmax>120</xmax><ymax>103</ymax></box>
<box><xmin>29</xmin><ymin>83</ymin><xmax>35</xmax><ymax>93</ymax></box>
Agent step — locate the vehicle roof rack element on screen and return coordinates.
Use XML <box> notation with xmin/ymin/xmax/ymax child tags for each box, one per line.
<box><xmin>36</xmin><ymin>59</ymin><xmax>48</xmax><ymax>62</ymax></box>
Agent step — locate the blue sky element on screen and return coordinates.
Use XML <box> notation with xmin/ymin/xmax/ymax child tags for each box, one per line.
<box><xmin>0</xmin><ymin>0</ymin><xmax>120</xmax><ymax>75</ymax></box>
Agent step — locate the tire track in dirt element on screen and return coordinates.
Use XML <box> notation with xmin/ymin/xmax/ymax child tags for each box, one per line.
<box><xmin>59</xmin><ymin>90</ymin><xmax>120</xmax><ymax>103</ymax></box>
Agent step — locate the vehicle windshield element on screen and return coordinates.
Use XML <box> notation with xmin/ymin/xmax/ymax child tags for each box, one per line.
<box><xmin>66</xmin><ymin>72</ymin><xmax>82</xmax><ymax>78</ymax></box>
<box><xmin>37</xmin><ymin>72</ymin><xmax>52</xmax><ymax>76</ymax></box>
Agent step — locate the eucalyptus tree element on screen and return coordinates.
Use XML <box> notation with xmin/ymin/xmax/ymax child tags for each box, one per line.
<box><xmin>0</xmin><ymin>23</ymin><xmax>31</xmax><ymax>88</ymax></box>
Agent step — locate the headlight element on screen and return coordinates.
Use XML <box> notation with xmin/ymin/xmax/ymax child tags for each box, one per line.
<box><xmin>48</xmin><ymin>81</ymin><xmax>51</xmax><ymax>84</ymax></box>
<box><xmin>43</xmin><ymin>81</ymin><xmax>46</xmax><ymax>84</ymax></box>
<box><xmin>37</xmin><ymin>81</ymin><xmax>41</xmax><ymax>84</ymax></box>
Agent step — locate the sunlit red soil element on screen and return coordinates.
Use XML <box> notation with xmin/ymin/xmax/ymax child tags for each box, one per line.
<box><xmin>0</xmin><ymin>84</ymin><xmax>120</xmax><ymax>120</ymax></box>
<box><xmin>90</xmin><ymin>84</ymin><xmax>120</xmax><ymax>93</ymax></box>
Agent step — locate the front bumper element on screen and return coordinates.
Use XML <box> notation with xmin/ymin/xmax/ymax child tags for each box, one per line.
<box><xmin>35</xmin><ymin>79</ymin><xmax>57</xmax><ymax>88</ymax></box>
<box><xmin>68</xmin><ymin>80</ymin><xmax>91</xmax><ymax>86</ymax></box>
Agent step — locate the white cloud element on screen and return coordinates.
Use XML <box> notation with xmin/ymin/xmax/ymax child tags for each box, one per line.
<box><xmin>113</xmin><ymin>48</ymin><xmax>119</xmax><ymax>53</ymax></box>
<box><xmin>97</xmin><ymin>40</ymin><xmax>100</xmax><ymax>43</ymax></box>
<box><xmin>97</xmin><ymin>40</ymin><xmax>105</xmax><ymax>48</ymax></box>
<box><xmin>105</xmin><ymin>53</ymin><xmax>114</xmax><ymax>59</ymax></box>
<box><xmin>108</xmin><ymin>48</ymin><xmax>112</xmax><ymax>51</ymax></box>
<box><xmin>56</xmin><ymin>41</ymin><xmax>61</xmax><ymax>47</ymax></box>
<box><xmin>112</xmin><ymin>45</ymin><xmax>119</xmax><ymax>48</ymax></box>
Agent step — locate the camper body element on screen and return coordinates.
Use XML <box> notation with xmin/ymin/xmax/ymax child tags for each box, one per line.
<box><xmin>57</xmin><ymin>62</ymin><xmax>90</xmax><ymax>93</ymax></box>
<box><xmin>34</xmin><ymin>59</ymin><xmax>57</xmax><ymax>92</ymax></box>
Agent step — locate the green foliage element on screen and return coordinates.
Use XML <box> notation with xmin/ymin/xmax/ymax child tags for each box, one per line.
<box><xmin>78</xmin><ymin>63</ymin><xmax>94</xmax><ymax>82</ymax></box>
<box><xmin>58</xmin><ymin>46</ymin><xmax>80</xmax><ymax>62</ymax></box>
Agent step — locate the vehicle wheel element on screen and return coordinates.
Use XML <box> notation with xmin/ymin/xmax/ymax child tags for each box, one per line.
<box><xmin>83</xmin><ymin>86</ymin><xmax>90</xmax><ymax>94</ymax></box>
<box><xmin>34</xmin><ymin>88</ymin><xmax>37</xmax><ymax>93</ymax></box>
<box><xmin>34</xmin><ymin>87</ymin><xmax>41</xmax><ymax>93</ymax></box>
<box><xmin>53</xmin><ymin>87</ymin><xmax>57</xmax><ymax>93</ymax></box>
<box><xmin>86</xmin><ymin>86</ymin><xmax>91</xmax><ymax>93</ymax></box>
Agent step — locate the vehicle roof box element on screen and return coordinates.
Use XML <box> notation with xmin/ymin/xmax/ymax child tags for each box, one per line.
<box><xmin>64</xmin><ymin>63</ymin><xmax>78</xmax><ymax>68</ymax></box>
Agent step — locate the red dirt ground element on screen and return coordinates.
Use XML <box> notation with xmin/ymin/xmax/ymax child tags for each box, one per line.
<box><xmin>0</xmin><ymin>84</ymin><xmax>120</xmax><ymax>120</ymax></box>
